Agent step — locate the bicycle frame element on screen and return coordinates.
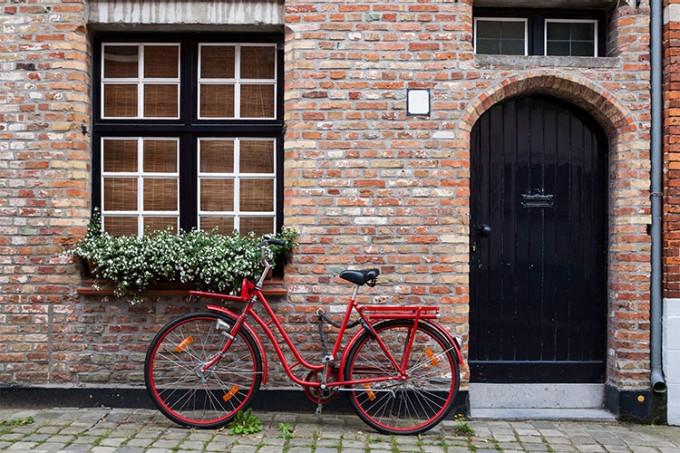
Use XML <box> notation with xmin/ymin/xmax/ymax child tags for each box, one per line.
<box><xmin>190</xmin><ymin>280</ymin><xmax>450</xmax><ymax>392</ymax></box>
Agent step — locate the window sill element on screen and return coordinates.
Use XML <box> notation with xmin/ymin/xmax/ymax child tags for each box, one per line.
<box><xmin>76</xmin><ymin>279</ymin><xmax>287</xmax><ymax>297</ymax></box>
<box><xmin>475</xmin><ymin>55</ymin><xmax>621</xmax><ymax>70</ymax></box>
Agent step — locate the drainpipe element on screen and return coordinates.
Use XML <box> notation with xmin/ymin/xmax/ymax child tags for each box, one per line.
<box><xmin>650</xmin><ymin>0</ymin><xmax>667</xmax><ymax>394</ymax></box>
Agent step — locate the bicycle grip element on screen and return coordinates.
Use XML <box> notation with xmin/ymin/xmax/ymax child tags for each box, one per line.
<box><xmin>267</xmin><ymin>238</ymin><xmax>286</xmax><ymax>246</ymax></box>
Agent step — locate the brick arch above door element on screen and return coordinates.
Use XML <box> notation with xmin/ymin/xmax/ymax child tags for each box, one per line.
<box><xmin>459</xmin><ymin>71</ymin><xmax>637</xmax><ymax>142</ymax></box>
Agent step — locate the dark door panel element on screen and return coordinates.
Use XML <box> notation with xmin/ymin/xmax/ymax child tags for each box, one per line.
<box><xmin>469</xmin><ymin>94</ymin><xmax>608</xmax><ymax>383</ymax></box>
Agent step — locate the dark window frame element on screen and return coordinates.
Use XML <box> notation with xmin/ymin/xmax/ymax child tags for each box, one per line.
<box><xmin>92</xmin><ymin>32</ymin><xmax>285</xmax><ymax>234</ymax></box>
<box><xmin>473</xmin><ymin>8</ymin><xmax>607</xmax><ymax>57</ymax></box>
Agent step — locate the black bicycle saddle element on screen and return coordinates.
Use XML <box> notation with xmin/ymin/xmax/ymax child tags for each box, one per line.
<box><xmin>339</xmin><ymin>269</ymin><xmax>380</xmax><ymax>286</ymax></box>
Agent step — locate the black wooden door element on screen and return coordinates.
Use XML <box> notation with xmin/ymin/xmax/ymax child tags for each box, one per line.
<box><xmin>469</xmin><ymin>94</ymin><xmax>608</xmax><ymax>383</ymax></box>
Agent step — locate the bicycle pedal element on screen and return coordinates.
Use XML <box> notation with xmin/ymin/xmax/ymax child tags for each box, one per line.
<box><xmin>315</xmin><ymin>403</ymin><xmax>323</xmax><ymax>416</ymax></box>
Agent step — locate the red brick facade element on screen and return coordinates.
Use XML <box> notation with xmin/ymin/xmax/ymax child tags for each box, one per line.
<box><xmin>0</xmin><ymin>0</ymin><xmax>659</xmax><ymax>412</ymax></box>
<box><xmin>665</xmin><ymin>0</ymin><xmax>680</xmax><ymax>297</ymax></box>
<box><xmin>283</xmin><ymin>0</ymin><xmax>652</xmax><ymax>391</ymax></box>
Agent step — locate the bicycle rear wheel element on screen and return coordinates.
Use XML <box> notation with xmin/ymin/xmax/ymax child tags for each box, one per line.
<box><xmin>343</xmin><ymin>319</ymin><xmax>459</xmax><ymax>435</ymax></box>
<box><xmin>144</xmin><ymin>312</ymin><xmax>262</xmax><ymax>429</ymax></box>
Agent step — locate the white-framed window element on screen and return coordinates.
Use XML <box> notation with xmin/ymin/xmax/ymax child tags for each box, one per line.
<box><xmin>473</xmin><ymin>9</ymin><xmax>605</xmax><ymax>57</ymax></box>
<box><xmin>101</xmin><ymin>137</ymin><xmax>180</xmax><ymax>236</ymax></box>
<box><xmin>101</xmin><ymin>43</ymin><xmax>181</xmax><ymax>119</ymax></box>
<box><xmin>474</xmin><ymin>17</ymin><xmax>528</xmax><ymax>56</ymax></box>
<box><xmin>197</xmin><ymin>138</ymin><xmax>277</xmax><ymax>234</ymax></box>
<box><xmin>198</xmin><ymin>43</ymin><xmax>277</xmax><ymax>120</ymax></box>
<box><xmin>545</xmin><ymin>19</ymin><xmax>598</xmax><ymax>57</ymax></box>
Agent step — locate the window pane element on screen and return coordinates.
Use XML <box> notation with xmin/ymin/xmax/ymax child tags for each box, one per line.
<box><xmin>240</xmin><ymin>140</ymin><xmax>274</xmax><ymax>173</ymax></box>
<box><xmin>500</xmin><ymin>39</ymin><xmax>525</xmax><ymax>56</ymax></box>
<box><xmin>103</xmin><ymin>216</ymin><xmax>137</xmax><ymax>236</ymax></box>
<box><xmin>240</xmin><ymin>217</ymin><xmax>274</xmax><ymax>236</ymax></box>
<box><xmin>200</xmin><ymin>140</ymin><xmax>234</xmax><ymax>173</ymax></box>
<box><xmin>143</xmin><ymin>179</ymin><xmax>177</xmax><ymax>211</ymax></box>
<box><xmin>104</xmin><ymin>45</ymin><xmax>138</xmax><ymax>78</ymax></box>
<box><xmin>547</xmin><ymin>22</ymin><xmax>571</xmax><ymax>41</ymax></box>
<box><xmin>144</xmin><ymin>217</ymin><xmax>177</xmax><ymax>233</ymax></box>
<box><xmin>500</xmin><ymin>21</ymin><xmax>525</xmax><ymax>40</ymax></box>
<box><xmin>201</xmin><ymin>45</ymin><xmax>235</xmax><ymax>79</ymax></box>
<box><xmin>476</xmin><ymin>21</ymin><xmax>500</xmax><ymax>39</ymax></box>
<box><xmin>200</xmin><ymin>216</ymin><xmax>234</xmax><ymax>233</ymax></box>
<box><xmin>144</xmin><ymin>84</ymin><xmax>178</xmax><ymax>118</ymax></box>
<box><xmin>200</xmin><ymin>84</ymin><xmax>235</xmax><ymax>118</ymax></box>
<box><xmin>570</xmin><ymin>41</ymin><xmax>595</xmax><ymax>57</ymax></box>
<box><xmin>103</xmin><ymin>139</ymin><xmax>137</xmax><ymax>173</ymax></box>
<box><xmin>201</xmin><ymin>179</ymin><xmax>234</xmax><ymax>211</ymax></box>
<box><xmin>240</xmin><ymin>84</ymin><xmax>275</xmax><ymax>118</ymax></box>
<box><xmin>103</xmin><ymin>84</ymin><xmax>138</xmax><ymax>117</ymax></box>
<box><xmin>546</xmin><ymin>22</ymin><xmax>596</xmax><ymax>57</ymax></box>
<box><xmin>104</xmin><ymin>177</ymin><xmax>137</xmax><ymax>211</ymax></box>
<box><xmin>240</xmin><ymin>46</ymin><xmax>275</xmax><ymax>79</ymax></box>
<box><xmin>571</xmin><ymin>23</ymin><xmax>595</xmax><ymax>41</ymax></box>
<box><xmin>476</xmin><ymin>39</ymin><xmax>500</xmax><ymax>55</ymax></box>
<box><xmin>240</xmin><ymin>179</ymin><xmax>274</xmax><ymax>212</ymax></box>
<box><xmin>144</xmin><ymin>45</ymin><xmax>179</xmax><ymax>78</ymax></box>
<box><xmin>475</xmin><ymin>20</ymin><xmax>525</xmax><ymax>55</ymax></box>
<box><xmin>547</xmin><ymin>41</ymin><xmax>571</xmax><ymax>56</ymax></box>
<box><xmin>143</xmin><ymin>140</ymin><xmax>177</xmax><ymax>173</ymax></box>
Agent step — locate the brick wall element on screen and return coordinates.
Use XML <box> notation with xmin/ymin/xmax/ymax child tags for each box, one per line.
<box><xmin>664</xmin><ymin>0</ymin><xmax>680</xmax><ymax>426</ymax></box>
<box><xmin>0</xmin><ymin>0</ymin><xmax>654</xmax><ymax>395</ymax></box>
<box><xmin>665</xmin><ymin>0</ymin><xmax>680</xmax><ymax>297</ymax></box>
<box><xmin>0</xmin><ymin>0</ymin><xmax>90</xmax><ymax>383</ymax></box>
<box><xmin>283</xmin><ymin>0</ymin><xmax>652</xmax><ymax>390</ymax></box>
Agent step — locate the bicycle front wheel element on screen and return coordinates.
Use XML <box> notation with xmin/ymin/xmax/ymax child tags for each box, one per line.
<box><xmin>343</xmin><ymin>319</ymin><xmax>459</xmax><ymax>435</ymax></box>
<box><xmin>144</xmin><ymin>312</ymin><xmax>262</xmax><ymax>429</ymax></box>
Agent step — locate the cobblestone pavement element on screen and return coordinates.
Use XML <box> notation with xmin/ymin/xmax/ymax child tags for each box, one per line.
<box><xmin>0</xmin><ymin>407</ymin><xmax>679</xmax><ymax>452</ymax></box>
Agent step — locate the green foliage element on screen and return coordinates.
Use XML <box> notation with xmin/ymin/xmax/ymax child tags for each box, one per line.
<box><xmin>451</xmin><ymin>413</ymin><xmax>475</xmax><ymax>436</ymax></box>
<box><xmin>227</xmin><ymin>409</ymin><xmax>262</xmax><ymax>436</ymax></box>
<box><xmin>0</xmin><ymin>416</ymin><xmax>34</xmax><ymax>426</ymax></box>
<box><xmin>277</xmin><ymin>422</ymin><xmax>294</xmax><ymax>440</ymax></box>
<box><xmin>68</xmin><ymin>208</ymin><xmax>298</xmax><ymax>301</ymax></box>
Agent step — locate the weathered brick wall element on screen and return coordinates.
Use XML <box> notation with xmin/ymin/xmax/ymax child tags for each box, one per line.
<box><xmin>0</xmin><ymin>0</ymin><xmax>90</xmax><ymax>383</ymax></box>
<box><xmin>0</xmin><ymin>0</ymin><xmax>653</xmax><ymax>394</ymax></box>
<box><xmin>664</xmin><ymin>0</ymin><xmax>680</xmax><ymax>425</ymax></box>
<box><xmin>283</xmin><ymin>0</ymin><xmax>652</xmax><ymax>390</ymax></box>
<box><xmin>665</xmin><ymin>0</ymin><xmax>680</xmax><ymax>297</ymax></box>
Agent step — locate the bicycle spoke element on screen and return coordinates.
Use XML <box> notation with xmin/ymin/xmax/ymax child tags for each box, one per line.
<box><xmin>345</xmin><ymin>320</ymin><xmax>459</xmax><ymax>434</ymax></box>
<box><xmin>145</xmin><ymin>314</ymin><xmax>262</xmax><ymax>428</ymax></box>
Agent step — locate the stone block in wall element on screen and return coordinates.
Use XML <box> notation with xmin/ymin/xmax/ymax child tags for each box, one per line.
<box><xmin>664</xmin><ymin>298</ymin><xmax>680</xmax><ymax>425</ymax></box>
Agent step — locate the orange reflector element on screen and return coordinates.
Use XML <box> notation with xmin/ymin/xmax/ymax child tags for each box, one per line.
<box><xmin>223</xmin><ymin>385</ymin><xmax>239</xmax><ymax>402</ymax></box>
<box><xmin>175</xmin><ymin>336</ymin><xmax>193</xmax><ymax>353</ymax></box>
<box><xmin>425</xmin><ymin>348</ymin><xmax>439</xmax><ymax>366</ymax></box>
<box><xmin>363</xmin><ymin>383</ymin><xmax>376</xmax><ymax>401</ymax></box>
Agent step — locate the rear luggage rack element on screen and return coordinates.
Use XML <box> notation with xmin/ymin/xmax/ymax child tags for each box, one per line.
<box><xmin>357</xmin><ymin>305</ymin><xmax>440</xmax><ymax>321</ymax></box>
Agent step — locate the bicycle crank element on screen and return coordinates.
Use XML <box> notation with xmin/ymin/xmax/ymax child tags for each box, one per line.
<box><xmin>303</xmin><ymin>370</ymin><xmax>338</xmax><ymax>404</ymax></box>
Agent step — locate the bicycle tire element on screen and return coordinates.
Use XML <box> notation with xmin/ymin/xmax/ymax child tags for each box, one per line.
<box><xmin>343</xmin><ymin>319</ymin><xmax>460</xmax><ymax>435</ymax></box>
<box><xmin>144</xmin><ymin>312</ymin><xmax>263</xmax><ymax>429</ymax></box>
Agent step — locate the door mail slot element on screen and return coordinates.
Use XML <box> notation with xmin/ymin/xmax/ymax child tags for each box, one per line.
<box><xmin>521</xmin><ymin>193</ymin><xmax>554</xmax><ymax>208</ymax></box>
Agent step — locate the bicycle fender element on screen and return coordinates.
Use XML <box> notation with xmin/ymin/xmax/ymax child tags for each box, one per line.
<box><xmin>206</xmin><ymin>305</ymin><xmax>269</xmax><ymax>385</ymax></box>
<box><xmin>423</xmin><ymin>321</ymin><xmax>465</xmax><ymax>366</ymax></box>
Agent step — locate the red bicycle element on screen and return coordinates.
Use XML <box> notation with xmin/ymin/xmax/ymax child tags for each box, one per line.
<box><xmin>144</xmin><ymin>238</ymin><xmax>464</xmax><ymax>435</ymax></box>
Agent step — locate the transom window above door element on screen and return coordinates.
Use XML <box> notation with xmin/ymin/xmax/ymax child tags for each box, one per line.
<box><xmin>94</xmin><ymin>34</ymin><xmax>283</xmax><ymax>237</ymax></box>
<box><xmin>474</xmin><ymin>9</ymin><xmax>605</xmax><ymax>57</ymax></box>
<box><xmin>474</xmin><ymin>18</ymin><xmax>528</xmax><ymax>56</ymax></box>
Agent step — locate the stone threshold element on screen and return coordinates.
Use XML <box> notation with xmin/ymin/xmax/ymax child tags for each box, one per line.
<box><xmin>471</xmin><ymin>408</ymin><xmax>616</xmax><ymax>421</ymax></box>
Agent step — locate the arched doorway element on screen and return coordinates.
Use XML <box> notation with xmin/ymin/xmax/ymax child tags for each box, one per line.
<box><xmin>469</xmin><ymin>94</ymin><xmax>609</xmax><ymax>384</ymax></box>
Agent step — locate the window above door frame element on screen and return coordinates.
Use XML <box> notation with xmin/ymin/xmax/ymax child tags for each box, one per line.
<box><xmin>473</xmin><ymin>8</ymin><xmax>607</xmax><ymax>57</ymax></box>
